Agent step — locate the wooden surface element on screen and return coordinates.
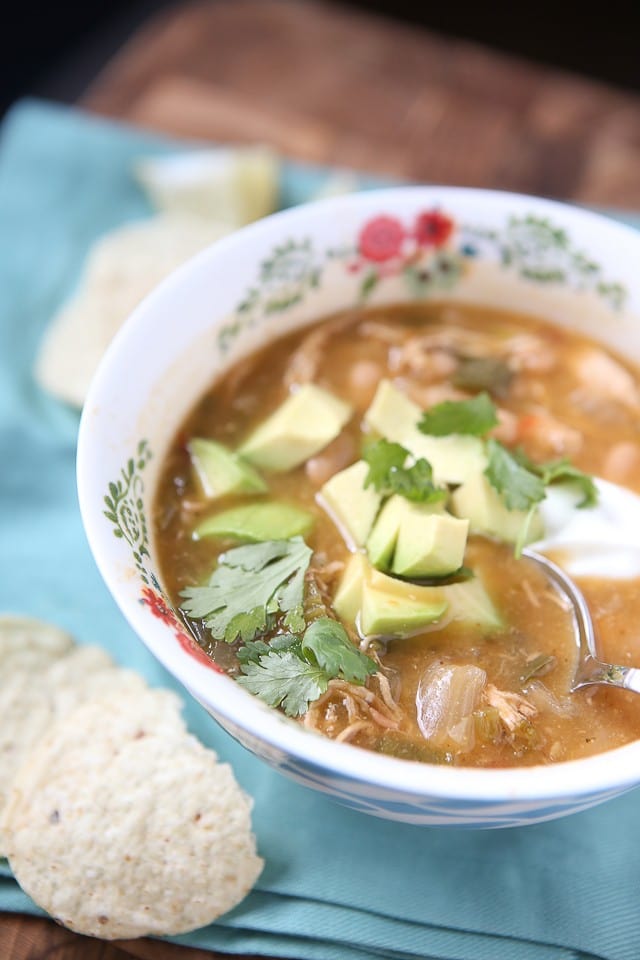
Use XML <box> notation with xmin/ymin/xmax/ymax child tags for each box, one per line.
<box><xmin>4</xmin><ymin>1</ymin><xmax>640</xmax><ymax>957</ymax></box>
<box><xmin>82</xmin><ymin>0</ymin><xmax>640</xmax><ymax>206</ymax></box>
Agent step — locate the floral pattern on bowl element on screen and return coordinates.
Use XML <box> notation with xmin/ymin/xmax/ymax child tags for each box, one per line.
<box><xmin>217</xmin><ymin>208</ymin><xmax>627</xmax><ymax>355</ymax></box>
<box><xmin>102</xmin><ymin>439</ymin><xmax>220</xmax><ymax>671</ymax></box>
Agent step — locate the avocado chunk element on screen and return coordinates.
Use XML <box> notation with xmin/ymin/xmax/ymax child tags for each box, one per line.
<box><xmin>365</xmin><ymin>495</ymin><xmax>407</xmax><ymax>571</ymax></box>
<box><xmin>450</xmin><ymin>471</ymin><xmax>544</xmax><ymax>545</ymax></box>
<box><xmin>366</xmin><ymin>495</ymin><xmax>466</xmax><ymax>578</ymax></box>
<box><xmin>333</xmin><ymin>553</ymin><xmax>368</xmax><ymax>625</ymax></box>
<box><xmin>193</xmin><ymin>501</ymin><xmax>314</xmax><ymax>542</ymax></box>
<box><xmin>392</xmin><ymin>510</ymin><xmax>469</xmax><ymax>578</ymax></box>
<box><xmin>360</xmin><ymin>579</ymin><xmax>448</xmax><ymax>637</ymax></box>
<box><xmin>365</xmin><ymin>379</ymin><xmax>422</xmax><ymax>437</ymax></box>
<box><xmin>364</xmin><ymin>380</ymin><xmax>486</xmax><ymax>485</ymax></box>
<box><xmin>333</xmin><ymin>553</ymin><xmax>448</xmax><ymax>638</ymax></box>
<box><xmin>442</xmin><ymin>577</ymin><xmax>503</xmax><ymax>630</ymax></box>
<box><xmin>188</xmin><ymin>438</ymin><xmax>267</xmax><ymax>499</ymax></box>
<box><xmin>404</xmin><ymin>431</ymin><xmax>487</xmax><ymax>487</ymax></box>
<box><xmin>318</xmin><ymin>460</ymin><xmax>382</xmax><ymax>548</ymax></box>
<box><xmin>239</xmin><ymin>384</ymin><xmax>352</xmax><ymax>472</ymax></box>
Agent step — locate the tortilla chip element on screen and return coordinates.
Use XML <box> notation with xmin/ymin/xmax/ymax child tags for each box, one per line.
<box><xmin>3</xmin><ymin>691</ymin><xmax>262</xmax><ymax>938</ymax></box>
<box><xmin>0</xmin><ymin>636</ymin><xmax>146</xmax><ymax>853</ymax></box>
<box><xmin>34</xmin><ymin>213</ymin><xmax>232</xmax><ymax>407</ymax></box>
<box><xmin>134</xmin><ymin>147</ymin><xmax>279</xmax><ymax>226</ymax></box>
<box><xmin>0</xmin><ymin>615</ymin><xmax>74</xmax><ymax>670</ymax></box>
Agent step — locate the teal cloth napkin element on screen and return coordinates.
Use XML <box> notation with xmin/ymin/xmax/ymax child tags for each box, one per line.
<box><xmin>2</xmin><ymin>98</ymin><xmax>640</xmax><ymax>960</ymax></box>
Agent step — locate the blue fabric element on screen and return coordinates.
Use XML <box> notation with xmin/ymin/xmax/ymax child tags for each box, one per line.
<box><xmin>1</xmin><ymin>98</ymin><xmax>640</xmax><ymax>960</ymax></box>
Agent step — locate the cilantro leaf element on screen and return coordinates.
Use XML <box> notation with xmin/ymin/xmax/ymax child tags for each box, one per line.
<box><xmin>363</xmin><ymin>439</ymin><xmax>446</xmax><ymax>504</ymax></box>
<box><xmin>236</xmin><ymin>618</ymin><xmax>377</xmax><ymax>716</ymax></box>
<box><xmin>418</xmin><ymin>392</ymin><xmax>499</xmax><ymax>436</ymax></box>
<box><xmin>236</xmin><ymin>639</ymin><xmax>271</xmax><ymax>665</ymax></box>
<box><xmin>236</xmin><ymin>651</ymin><xmax>329</xmax><ymax>717</ymax></box>
<box><xmin>484</xmin><ymin>439</ymin><xmax>546</xmax><ymax>511</ymax></box>
<box><xmin>537</xmin><ymin>459</ymin><xmax>598</xmax><ymax>508</ymax></box>
<box><xmin>180</xmin><ymin>538</ymin><xmax>312</xmax><ymax>643</ymax></box>
<box><xmin>301</xmin><ymin>618</ymin><xmax>377</xmax><ymax>684</ymax></box>
<box><xmin>363</xmin><ymin>438</ymin><xmax>409</xmax><ymax>488</ymax></box>
<box><xmin>511</xmin><ymin>449</ymin><xmax>598</xmax><ymax>509</ymax></box>
<box><xmin>452</xmin><ymin>357</ymin><xmax>513</xmax><ymax>398</ymax></box>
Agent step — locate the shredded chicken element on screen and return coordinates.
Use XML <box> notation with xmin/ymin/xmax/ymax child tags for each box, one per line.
<box><xmin>303</xmin><ymin>674</ymin><xmax>403</xmax><ymax>740</ymax></box>
<box><xmin>571</xmin><ymin>347</ymin><xmax>640</xmax><ymax>413</ymax></box>
<box><xmin>484</xmin><ymin>684</ymin><xmax>537</xmax><ymax>732</ymax></box>
<box><xmin>371</xmin><ymin>671</ymin><xmax>404</xmax><ymax>719</ymax></box>
<box><xmin>503</xmin><ymin>333</ymin><xmax>557</xmax><ymax>373</ymax></box>
<box><xmin>389</xmin><ymin>342</ymin><xmax>458</xmax><ymax>382</ymax></box>
<box><xmin>284</xmin><ymin>311</ymin><xmax>362</xmax><ymax>387</ymax></box>
<box><xmin>335</xmin><ymin>720</ymin><xmax>376</xmax><ymax>743</ymax></box>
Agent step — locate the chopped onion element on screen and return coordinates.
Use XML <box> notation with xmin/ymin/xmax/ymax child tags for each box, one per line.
<box><xmin>416</xmin><ymin>662</ymin><xmax>487</xmax><ymax>752</ymax></box>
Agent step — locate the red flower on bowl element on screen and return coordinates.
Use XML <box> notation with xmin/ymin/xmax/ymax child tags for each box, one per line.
<box><xmin>358</xmin><ymin>215</ymin><xmax>406</xmax><ymax>262</ymax></box>
<box><xmin>414</xmin><ymin>210</ymin><xmax>454</xmax><ymax>248</ymax></box>
<box><xmin>141</xmin><ymin>586</ymin><xmax>222</xmax><ymax>671</ymax></box>
<box><xmin>141</xmin><ymin>586</ymin><xmax>176</xmax><ymax>627</ymax></box>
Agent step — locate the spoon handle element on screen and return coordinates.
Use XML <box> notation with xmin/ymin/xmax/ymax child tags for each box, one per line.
<box><xmin>574</xmin><ymin>659</ymin><xmax>640</xmax><ymax>694</ymax></box>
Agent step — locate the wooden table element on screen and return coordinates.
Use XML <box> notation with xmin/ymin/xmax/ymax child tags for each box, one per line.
<box><xmin>3</xmin><ymin>1</ymin><xmax>640</xmax><ymax>957</ymax></box>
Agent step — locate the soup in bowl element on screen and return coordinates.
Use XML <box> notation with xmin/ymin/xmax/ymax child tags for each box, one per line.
<box><xmin>78</xmin><ymin>187</ymin><xmax>640</xmax><ymax>827</ymax></box>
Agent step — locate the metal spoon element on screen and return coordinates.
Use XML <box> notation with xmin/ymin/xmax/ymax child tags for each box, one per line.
<box><xmin>521</xmin><ymin>547</ymin><xmax>640</xmax><ymax>694</ymax></box>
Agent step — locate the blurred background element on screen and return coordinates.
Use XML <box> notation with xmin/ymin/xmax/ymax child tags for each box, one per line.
<box><xmin>3</xmin><ymin>0</ymin><xmax>640</xmax><ymax>116</ymax></box>
<box><xmin>2</xmin><ymin>0</ymin><xmax>640</xmax><ymax>205</ymax></box>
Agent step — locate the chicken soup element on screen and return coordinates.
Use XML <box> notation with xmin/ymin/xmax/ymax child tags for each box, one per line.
<box><xmin>154</xmin><ymin>302</ymin><xmax>640</xmax><ymax>767</ymax></box>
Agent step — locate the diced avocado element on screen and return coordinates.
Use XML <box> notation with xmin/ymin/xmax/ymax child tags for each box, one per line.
<box><xmin>402</xmin><ymin>431</ymin><xmax>487</xmax><ymax>486</ymax></box>
<box><xmin>365</xmin><ymin>379</ymin><xmax>422</xmax><ymax>437</ymax></box>
<box><xmin>318</xmin><ymin>460</ymin><xmax>382</xmax><ymax>548</ymax></box>
<box><xmin>442</xmin><ymin>577</ymin><xmax>503</xmax><ymax>630</ymax></box>
<box><xmin>332</xmin><ymin>554</ymin><xmax>499</xmax><ymax>638</ymax></box>
<box><xmin>188</xmin><ymin>438</ymin><xmax>267</xmax><ymax>499</ymax></box>
<box><xmin>364</xmin><ymin>380</ymin><xmax>487</xmax><ymax>485</ymax></box>
<box><xmin>333</xmin><ymin>554</ymin><xmax>448</xmax><ymax>638</ymax></box>
<box><xmin>450</xmin><ymin>472</ymin><xmax>544</xmax><ymax>545</ymax></box>
<box><xmin>392</xmin><ymin>511</ymin><xmax>469</xmax><ymax>578</ymax></box>
<box><xmin>193</xmin><ymin>501</ymin><xmax>314</xmax><ymax>542</ymax></box>
<box><xmin>333</xmin><ymin>553</ymin><xmax>368</xmax><ymax>625</ymax></box>
<box><xmin>239</xmin><ymin>384</ymin><xmax>352</xmax><ymax>472</ymax></box>
<box><xmin>360</xmin><ymin>579</ymin><xmax>447</xmax><ymax>637</ymax></box>
<box><xmin>366</xmin><ymin>495</ymin><xmax>463</xmax><ymax>577</ymax></box>
<box><xmin>365</xmin><ymin>495</ymin><xmax>407</xmax><ymax>570</ymax></box>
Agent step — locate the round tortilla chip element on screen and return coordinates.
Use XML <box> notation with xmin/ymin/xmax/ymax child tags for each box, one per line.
<box><xmin>34</xmin><ymin>213</ymin><xmax>232</xmax><ymax>406</ymax></box>
<box><xmin>3</xmin><ymin>692</ymin><xmax>262</xmax><ymax>938</ymax></box>
<box><xmin>134</xmin><ymin>147</ymin><xmax>279</xmax><ymax>226</ymax></box>
<box><xmin>0</xmin><ymin>615</ymin><xmax>74</xmax><ymax>670</ymax></box>
<box><xmin>0</xmin><ymin>642</ymin><xmax>149</xmax><ymax>854</ymax></box>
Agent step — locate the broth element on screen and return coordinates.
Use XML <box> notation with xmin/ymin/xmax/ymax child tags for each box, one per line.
<box><xmin>154</xmin><ymin>302</ymin><xmax>640</xmax><ymax>767</ymax></box>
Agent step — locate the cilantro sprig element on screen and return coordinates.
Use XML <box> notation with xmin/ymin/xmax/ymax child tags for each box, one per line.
<box><xmin>513</xmin><ymin>450</ymin><xmax>598</xmax><ymax>508</ymax></box>
<box><xmin>181</xmin><ymin>538</ymin><xmax>378</xmax><ymax>717</ymax></box>
<box><xmin>415</xmin><ymin>392</ymin><xmax>597</xmax><ymax>555</ymax></box>
<box><xmin>418</xmin><ymin>392</ymin><xmax>499</xmax><ymax>437</ymax></box>
<box><xmin>363</xmin><ymin>438</ymin><xmax>446</xmax><ymax>504</ymax></box>
<box><xmin>484</xmin><ymin>439</ymin><xmax>547</xmax><ymax>511</ymax></box>
<box><xmin>236</xmin><ymin>617</ymin><xmax>377</xmax><ymax>717</ymax></box>
<box><xmin>180</xmin><ymin>538</ymin><xmax>311</xmax><ymax>643</ymax></box>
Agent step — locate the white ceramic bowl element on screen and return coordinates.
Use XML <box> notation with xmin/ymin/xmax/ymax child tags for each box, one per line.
<box><xmin>78</xmin><ymin>186</ymin><xmax>640</xmax><ymax>828</ymax></box>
